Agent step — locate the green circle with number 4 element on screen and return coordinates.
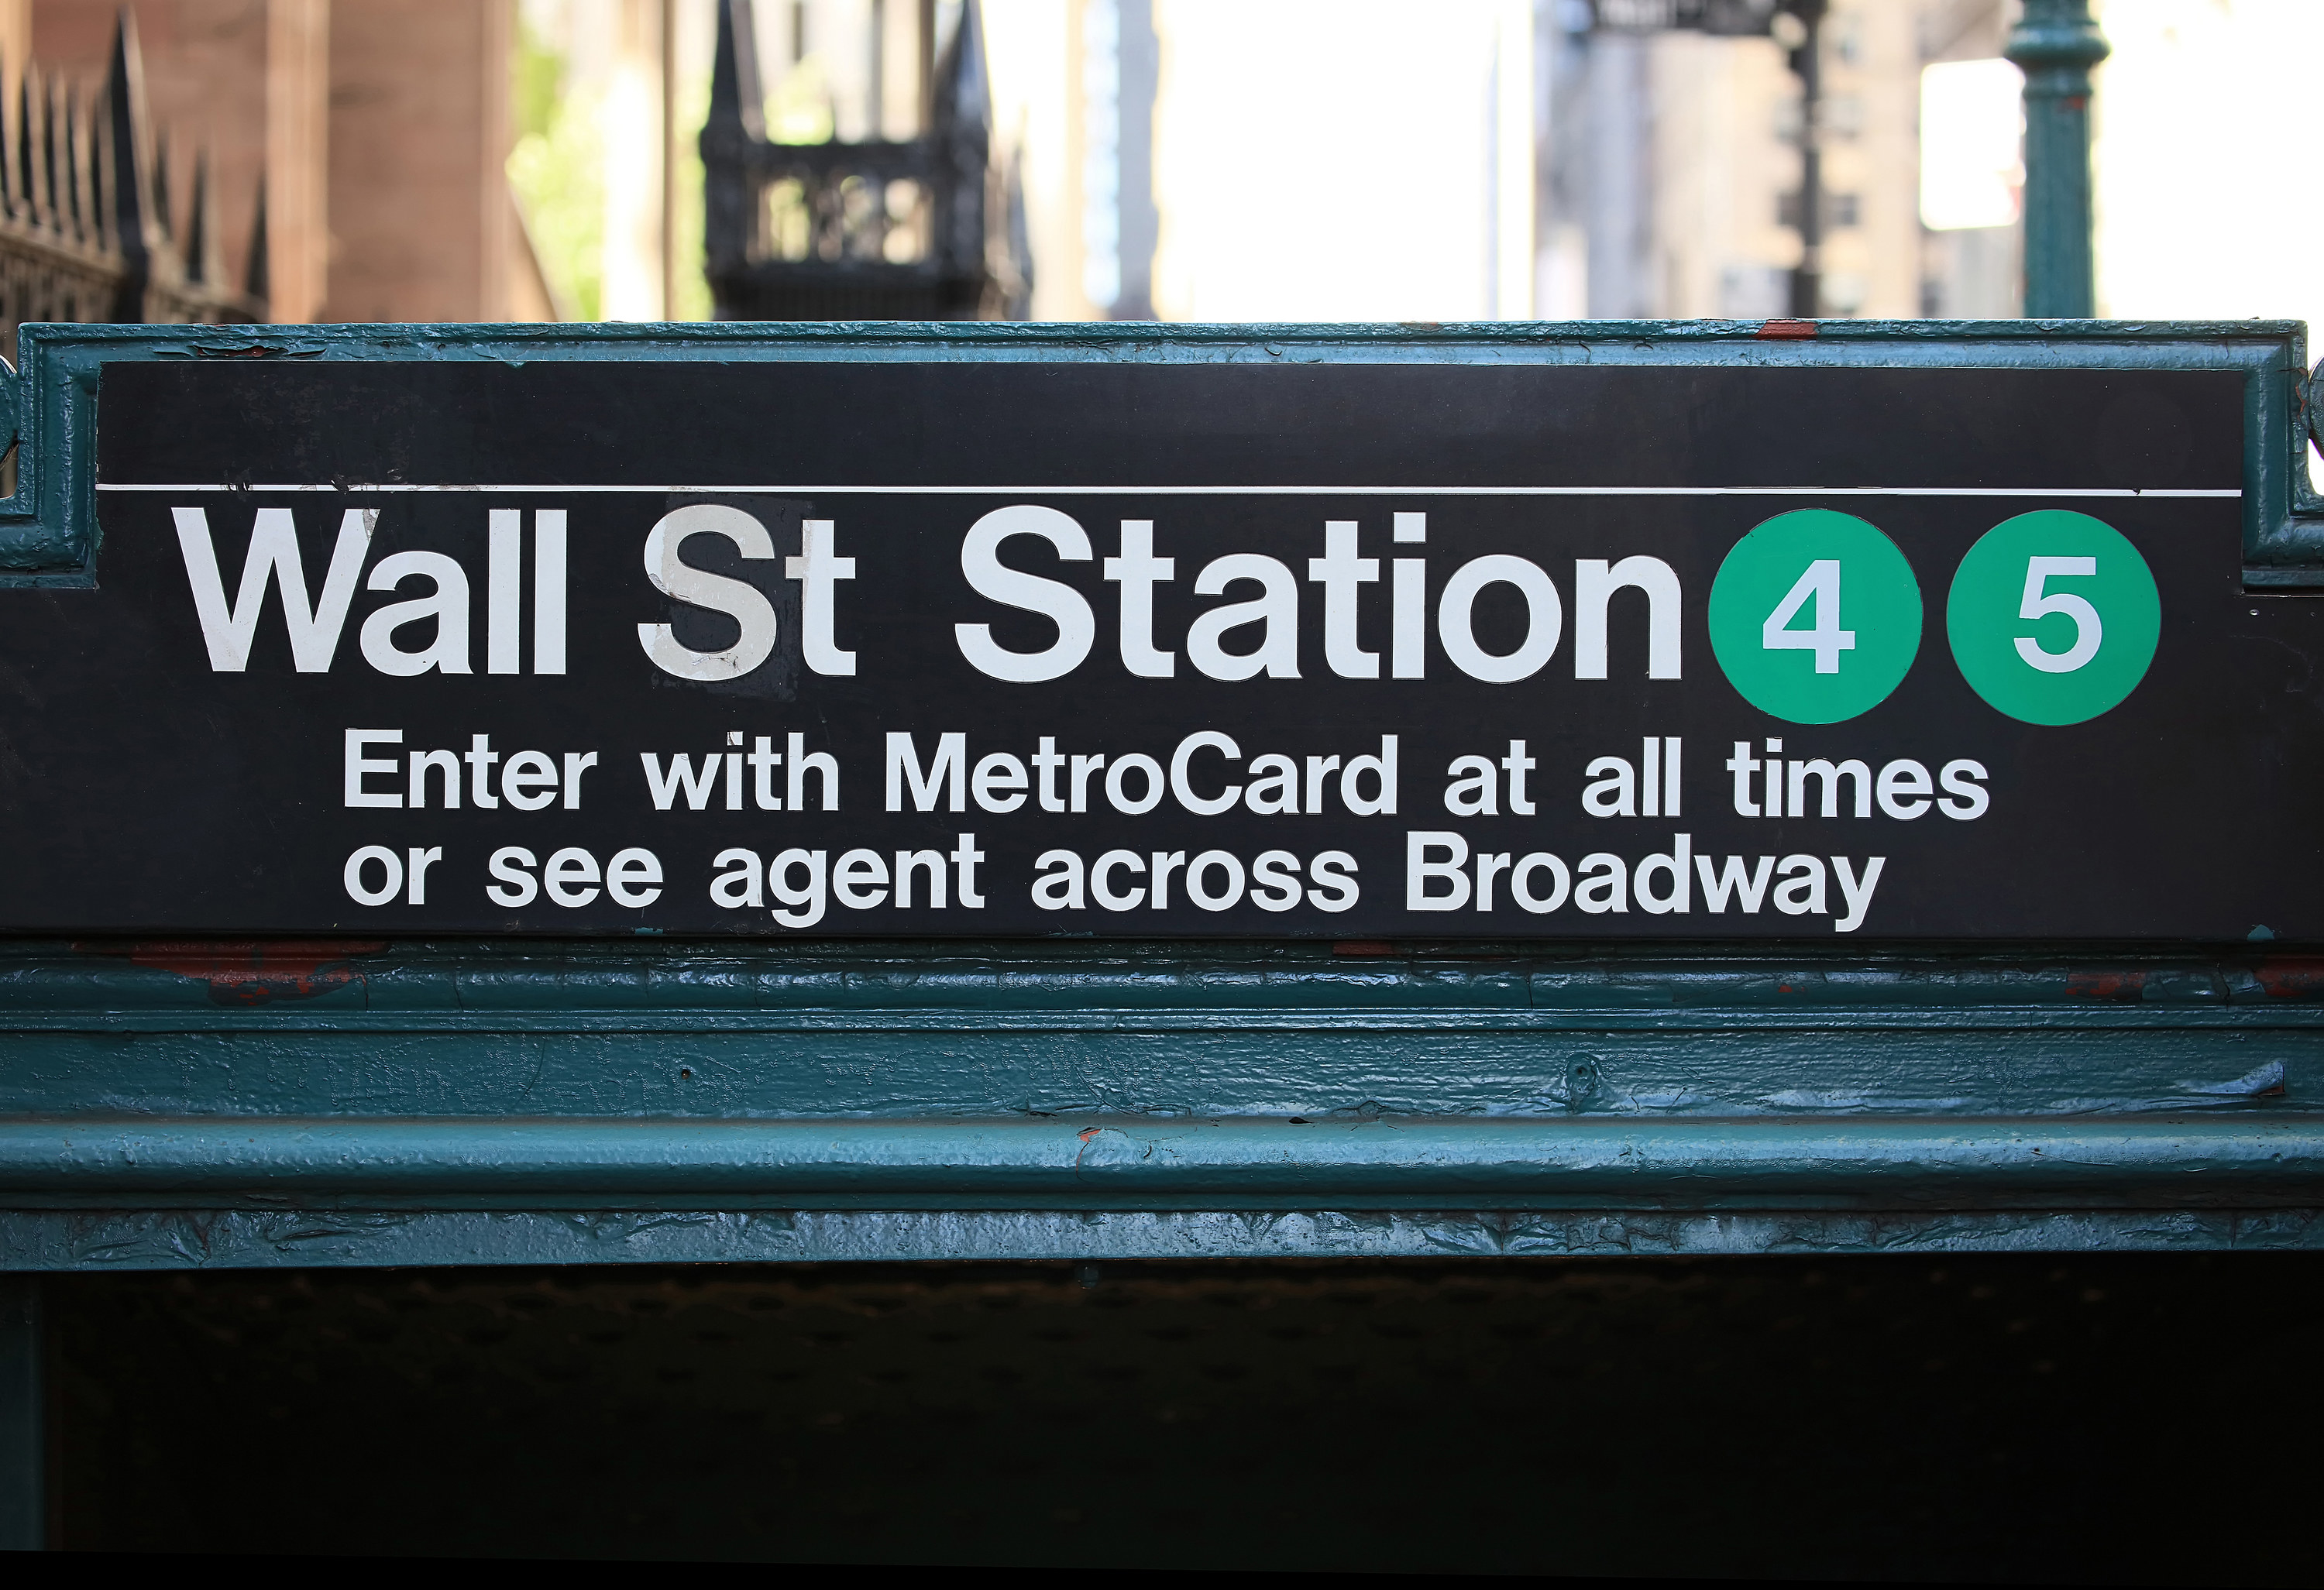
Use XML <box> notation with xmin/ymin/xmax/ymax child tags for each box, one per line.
<box><xmin>1708</xmin><ymin>510</ymin><xmax>1923</xmax><ymax>724</ymax></box>
<box><xmin>1946</xmin><ymin>510</ymin><xmax>2160</xmax><ymax>726</ymax></box>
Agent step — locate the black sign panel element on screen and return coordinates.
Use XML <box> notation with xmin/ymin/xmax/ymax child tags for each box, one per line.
<box><xmin>10</xmin><ymin>357</ymin><xmax>2310</xmax><ymax>939</ymax></box>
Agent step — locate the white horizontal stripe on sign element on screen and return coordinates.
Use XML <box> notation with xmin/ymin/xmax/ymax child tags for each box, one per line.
<box><xmin>93</xmin><ymin>482</ymin><xmax>2244</xmax><ymax>498</ymax></box>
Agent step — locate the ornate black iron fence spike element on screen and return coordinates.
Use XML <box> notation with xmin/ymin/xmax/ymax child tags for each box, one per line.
<box><xmin>147</xmin><ymin>128</ymin><xmax>170</xmax><ymax>250</ymax></box>
<box><xmin>16</xmin><ymin>68</ymin><xmax>38</xmax><ymax>232</ymax></box>
<box><xmin>242</xmin><ymin>173</ymin><xmax>266</xmax><ymax>302</ymax></box>
<box><xmin>68</xmin><ymin>83</ymin><xmax>95</xmax><ymax>252</ymax></box>
<box><xmin>37</xmin><ymin>67</ymin><xmax>53</xmax><ymax>237</ymax></box>
<box><xmin>0</xmin><ymin>55</ymin><xmax>15</xmax><ymax>222</ymax></box>
<box><xmin>185</xmin><ymin>146</ymin><xmax>215</xmax><ymax>287</ymax></box>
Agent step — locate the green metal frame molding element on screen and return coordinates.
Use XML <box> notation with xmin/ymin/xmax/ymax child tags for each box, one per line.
<box><xmin>5</xmin><ymin>317</ymin><xmax>2323</xmax><ymax>583</ymax></box>
<box><xmin>3</xmin><ymin>318</ymin><xmax>2323</xmax><ymax>1269</ymax></box>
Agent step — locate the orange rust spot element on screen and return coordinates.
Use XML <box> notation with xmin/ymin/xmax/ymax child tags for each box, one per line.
<box><xmin>77</xmin><ymin>940</ymin><xmax>384</xmax><ymax>1006</ymax></box>
<box><xmin>1757</xmin><ymin>318</ymin><xmax>1817</xmax><ymax>339</ymax></box>
<box><xmin>1077</xmin><ymin>1128</ymin><xmax>1102</xmax><ymax>1142</ymax></box>
<box><xmin>2257</xmin><ymin>958</ymin><xmax>2324</xmax><ymax>999</ymax></box>
<box><xmin>2064</xmin><ymin>970</ymin><xmax>2146</xmax><ymax>1002</ymax></box>
<box><xmin>1333</xmin><ymin>940</ymin><xmax>1395</xmax><ymax>957</ymax></box>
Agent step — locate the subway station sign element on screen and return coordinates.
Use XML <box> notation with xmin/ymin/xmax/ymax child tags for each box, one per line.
<box><xmin>15</xmin><ymin>354</ymin><xmax>2308</xmax><ymax>939</ymax></box>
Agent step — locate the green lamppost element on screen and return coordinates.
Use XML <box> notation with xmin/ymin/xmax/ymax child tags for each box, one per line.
<box><xmin>2006</xmin><ymin>0</ymin><xmax>2110</xmax><ymax>318</ymax></box>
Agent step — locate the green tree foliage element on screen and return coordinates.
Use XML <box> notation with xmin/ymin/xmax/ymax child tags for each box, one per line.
<box><xmin>507</xmin><ymin>18</ymin><xmax>601</xmax><ymax>322</ymax></box>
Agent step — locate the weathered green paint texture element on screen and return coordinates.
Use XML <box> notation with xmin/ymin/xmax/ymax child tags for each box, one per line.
<box><xmin>2</xmin><ymin>937</ymin><xmax>2322</xmax><ymax>1265</ymax></box>
<box><xmin>2008</xmin><ymin>0</ymin><xmax>2109</xmax><ymax>319</ymax></box>
<box><xmin>0</xmin><ymin>319</ymin><xmax>2320</xmax><ymax>1267</ymax></box>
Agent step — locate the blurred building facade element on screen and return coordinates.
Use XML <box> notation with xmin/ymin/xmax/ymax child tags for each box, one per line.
<box><xmin>985</xmin><ymin>0</ymin><xmax>1534</xmax><ymax>323</ymax></box>
<box><xmin>0</xmin><ymin>0</ymin><xmax>2027</xmax><ymax>331</ymax></box>
<box><xmin>15</xmin><ymin>0</ymin><xmax>1020</xmax><ymax>327</ymax></box>
<box><xmin>1542</xmin><ymin>0</ymin><xmax>2018</xmax><ymax>321</ymax></box>
<box><xmin>8</xmin><ymin>0</ymin><xmax>2317</xmax><ymax>335</ymax></box>
<box><xmin>24</xmin><ymin>0</ymin><xmax>561</xmax><ymax>322</ymax></box>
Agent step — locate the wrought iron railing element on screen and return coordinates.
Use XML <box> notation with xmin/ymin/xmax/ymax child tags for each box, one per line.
<box><xmin>701</xmin><ymin>0</ymin><xmax>1029</xmax><ymax>322</ymax></box>
<box><xmin>0</xmin><ymin>15</ymin><xmax>263</xmax><ymax>362</ymax></box>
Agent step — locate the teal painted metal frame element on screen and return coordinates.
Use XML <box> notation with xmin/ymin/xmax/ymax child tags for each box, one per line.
<box><xmin>5</xmin><ymin>318</ymin><xmax>2324</xmax><ymax>1269</ymax></box>
<box><xmin>3</xmin><ymin>317</ymin><xmax>2323</xmax><ymax>582</ymax></box>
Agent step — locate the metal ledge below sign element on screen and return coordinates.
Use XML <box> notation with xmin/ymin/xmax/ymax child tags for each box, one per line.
<box><xmin>3</xmin><ymin>1113</ymin><xmax>2322</xmax><ymax>1207</ymax></box>
<box><xmin>13</xmin><ymin>1208</ymin><xmax>2324</xmax><ymax>1271</ymax></box>
<box><xmin>1</xmin><ymin>319</ymin><xmax>2322</xmax><ymax>1265</ymax></box>
<box><xmin>2</xmin><ymin>936</ymin><xmax>2322</xmax><ymax>1265</ymax></box>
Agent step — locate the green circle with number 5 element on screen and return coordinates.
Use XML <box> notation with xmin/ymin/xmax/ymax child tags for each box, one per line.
<box><xmin>1945</xmin><ymin>510</ymin><xmax>2160</xmax><ymax>726</ymax></box>
<box><xmin>1708</xmin><ymin>510</ymin><xmax>1924</xmax><ymax>723</ymax></box>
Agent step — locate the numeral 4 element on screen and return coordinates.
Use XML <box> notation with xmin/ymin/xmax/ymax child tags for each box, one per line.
<box><xmin>1762</xmin><ymin>558</ymin><xmax>1856</xmax><ymax>675</ymax></box>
